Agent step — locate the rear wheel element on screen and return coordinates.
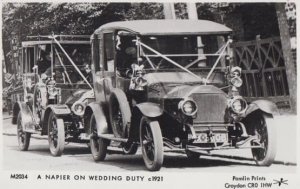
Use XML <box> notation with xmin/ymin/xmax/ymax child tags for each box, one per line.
<box><xmin>140</xmin><ymin>117</ymin><xmax>163</xmax><ymax>171</ymax></box>
<box><xmin>90</xmin><ymin>114</ymin><xmax>108</xmax><ymax>161</ymax></box>
<box><xmin>17</xmin><ymin>112</ymin><xmax>31</xmax><ymax>151</ymax></box>
<box><xmin>109</xmin><ymin>92</ymin><xmax>131</xmax><ymax>138</ymax></box>
<box><xmin>251</xmin><ymin>112</ymin><xmax>277</xmax><ymax>166</ymax></box>
<box><xmin>110</xmin><ymin>103</ymin><xmax>123</xmax><ymax>138</ymax></box>
<box><xmin>48</xmin><ymin>112</ymin><xmax>65</xmax><ymax>156</ymax></box>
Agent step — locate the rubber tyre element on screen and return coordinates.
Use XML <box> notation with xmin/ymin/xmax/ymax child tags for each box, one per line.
<box><xmin>140</xmin><ymin>116</ymin><xmax>163</xmax><ymax>171</ymax></box>
<box><xmin>90</xmin><ymin>114</ymin><xmax>108</xmax><ymax>161</ymax></box>
<box><xmin>17</xmin><ymin>112</ymin><xmax>31</xmax><ymax>151</ymax></box>
<box><xmin>251</xmin><ymin>113</ymin><xmax>277</xmax><ymax>166</ymax></box>
<box><xmin>48</xmin><ymin>112</ymin><xmax>65</xmax><ymax>156</ymax></box>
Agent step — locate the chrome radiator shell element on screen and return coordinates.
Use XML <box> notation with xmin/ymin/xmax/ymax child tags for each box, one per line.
<box><xmin>191</xmin><ymin>93</ymin><xmax>228</xmax><ymax>123</ymax></box>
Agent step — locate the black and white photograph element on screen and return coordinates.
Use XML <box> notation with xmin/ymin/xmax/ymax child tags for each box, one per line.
<box><xmin>0</xmin><ymin>1</ymin><xmax>299</xmax><ymax>188</ymax></box>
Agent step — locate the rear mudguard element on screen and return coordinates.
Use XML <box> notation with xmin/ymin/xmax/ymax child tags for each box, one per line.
<box><xmin>244</xmin><ymin>100</ymin><xmax>279</xmax><ymax>117</ymax></box>
<box><xmin>84</xmin><ymin>102</ymin><xmax>109</xmax><ymax>136</ymax></box>
<box><xmin>42</xmin><ymin>104</ymin><xmax>71</xmax><ymax>135</ymax></box>
<box><xmin>12</xmin><ymin>101</ymin><xmax>35</xmax><ymax>131</ymax></box>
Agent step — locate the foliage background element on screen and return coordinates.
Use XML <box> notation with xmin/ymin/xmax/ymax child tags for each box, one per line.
<box><xmin>2</xmin><ymin>3</ymin><xmax>165</xmax><ymax>73</ymax></box>
<box><xmin>2</xmin><ymin>2</ymin><xmax>295</xmax><ymax>74</ymax></box>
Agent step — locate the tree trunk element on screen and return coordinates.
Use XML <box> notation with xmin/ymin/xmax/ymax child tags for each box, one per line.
<box><xmin>276</xmin><ymin>3</ymin><xmax>297</xmax><ymax>114</ymax></box>
<box><xmin>163</xmin><ymin>3</ymin><xmax>176</xmax><ymax>19</ymax></box>
<box><xmin>186</xmin><ymin>3</ymin><xmax>198</xmax><ymax>20</ymax></box>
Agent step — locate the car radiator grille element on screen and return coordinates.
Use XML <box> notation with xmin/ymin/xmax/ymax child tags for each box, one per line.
<box><xmin>192</xmin><ymin>93</ymin><xmax>228</xmax><ymax>123</ymax></box>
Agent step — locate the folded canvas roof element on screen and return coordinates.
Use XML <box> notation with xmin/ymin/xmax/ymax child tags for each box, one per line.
<box><xmin>94</xmin><ymin>19</ymin><xmax>232</xmax><ymax>36</ymax></box>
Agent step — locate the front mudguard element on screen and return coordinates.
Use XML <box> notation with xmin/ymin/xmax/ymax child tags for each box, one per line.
<box><xmin>135</xmin><ymin>102</ymin><xmax>163</xmax><ymax>118</ymax></box>
<box><xmin>42</xmin><ymin>104</ymin><xmax>71</xmax><ymax>135</ymax></box>
<box><xmin>244</xmin><ymin>100</ymin><xmax>279</xmax><ymax>117</ymax></box>
<box><xmin>129</xmin><ymin>102</ymin><xmax>163</xmax><ymax>141</ymax></box>
<box><xmin>84</xmin><ymin>102</ymin><xmax>109</xmax><ymax>136</ymax></box>
<box><xmin>241</xmin><ymin>100</ymin><xmax>278</xmax><ymax>138</ymax></box>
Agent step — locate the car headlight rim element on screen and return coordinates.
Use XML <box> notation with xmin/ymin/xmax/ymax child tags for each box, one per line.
<box><xmin>178</xmin><ymin>99</ymin><xmax>198</xmax><ymax>116</ymax></box>
<box><xmin>230</xmin><ymin>76</ymin><xmax>243</xmax><ymax>88</ymax></box>
<box><xmin>229</xmin><ymin>96</ymin><xmax>247</xmax><ymax>114</ymax></box>
<box><xmin>71</xmin><ymin>102</ymin><xmax>85</xmax><ymax>116</ymax></box>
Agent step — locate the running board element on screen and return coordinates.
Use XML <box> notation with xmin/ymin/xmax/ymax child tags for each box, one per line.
<box><xmin>98</xmin><ymin>134</ymin><xmax>128</xmax><ymax>143</ymax></box>
<box><xmin>24</xmin><ymin>129</ymin><xmax>41</xmax><ymax>135</ymax></box>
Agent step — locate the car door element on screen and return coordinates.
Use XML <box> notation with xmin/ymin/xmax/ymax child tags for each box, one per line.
<box><xmin>102</xmin><ymin>32</ymin><xmax>116</xmax><ymax>102</ymax></box>
<box><xmin>93</xmin><ymin>32</ymin><xmax>116</xmax><ymax>103</ymax></box>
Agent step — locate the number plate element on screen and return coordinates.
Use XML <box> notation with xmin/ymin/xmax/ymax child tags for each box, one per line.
<box><xmin>195</xmin><ymin>133</ymin><xmax>228</xmax><ymax>143</ymax></box>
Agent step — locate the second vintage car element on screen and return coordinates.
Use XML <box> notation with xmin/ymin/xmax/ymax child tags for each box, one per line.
<box><xmin>11</xmin><ymin>35</ymin><xmax>94</xmax><ymax>156</ymax></box>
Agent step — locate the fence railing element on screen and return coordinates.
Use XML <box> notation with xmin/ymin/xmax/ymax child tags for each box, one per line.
<box><xmin>232</xmin><ymin>36</ymin><xmax>291</xmax><ymax>109</ymax></box>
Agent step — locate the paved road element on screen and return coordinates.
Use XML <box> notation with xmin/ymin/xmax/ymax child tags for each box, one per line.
<box><xmin>1</xmin><ymin>113</ymin><xmax>297</xmax><ymax>172</ymax></box>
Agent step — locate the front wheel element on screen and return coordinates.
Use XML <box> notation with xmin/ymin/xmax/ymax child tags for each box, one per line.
<box><xmin>17</xmin><ymin>112</ymin><xmax>31</xmax><ymax>151</ymax></box>
<box><xmin>90</xmin><ymin>114</ymin><xmax>108</xmax><ymax>161</ymax></box>
<box><xmin>140</xmin><ymin>117</ymin><xmax>163</xmax><ymax>171</ymax></box>
<box><xmin>48</xmin><ymin>112</ymin><xmax>65</xmax><ymax>156</ymax></box>
<box><xmin>251</xmin><ymin>113</ymin><xmax>277</xmax><ymax>166</ymax></box>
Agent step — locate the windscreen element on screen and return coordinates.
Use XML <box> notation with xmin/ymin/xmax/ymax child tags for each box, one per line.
<box><xmin>54</xmin><ymin>44</ymin><xmax>91</xmax><ymax>68</ymax></box>
<box><xmin>54</xmin><ymin>44</ymin><xmax>91</xmax><ymax>84</ymax></box>
<box><xmin>140</xmin><ymin>35</ymin><xmax>226</xmax><ymax>70</ymax></box>
<box><xmin>36</xmin><ymin>43</ymin><xmax>91</xmax><ymax>84</ymax></box>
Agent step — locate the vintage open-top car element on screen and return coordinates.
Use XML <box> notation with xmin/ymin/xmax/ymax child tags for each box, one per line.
<box><xmin>85</xmin><ymin>19</ymin><xmax>278</xmax><ymax>171</ymax></box>
<box><xmin>11</xmin><ymin>35</ymin><xmax>94</xmax><ymax>156</ymax></box>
